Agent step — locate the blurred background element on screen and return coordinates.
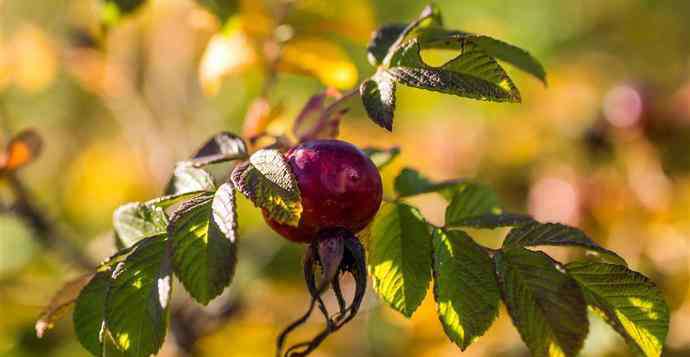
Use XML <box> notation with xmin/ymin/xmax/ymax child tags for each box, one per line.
<box><xmin>1</xmin><ymin>0</ymin><xmax>690</xmax><ymax>356</ymax></box>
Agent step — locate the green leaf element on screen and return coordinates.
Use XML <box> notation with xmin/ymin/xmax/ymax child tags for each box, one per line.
<box><xmin>444</xmin><ymin>182</ymin><xmax>501</xmax><ymax>226</ymax></box>
<box><xmin>146</xmin><ymin>191</ymin><xmax>214</xmax><ymax>210</ymax></box>
<box><xmin>106</xmin><ymin>235</ymin><xmax>171</xmax><ymax>357</ymax></box>
<box><xmin>113</xmin><ymin>203</ymin><xmax>167</xmax><ymax>248</ymax></box>
<box><xmin>432</xmin><ymin>229</ymin><xmax>500</xmax><ymax>350</ymax></box>
<box><xmin>394</xmin><ymin>168</ymin><xmax>458</xmax><ymax>198</ymax></box>
<box><xmin>195</xmin><ymin>0</ymin><xmax>238</xmax><ymax>24</ymax></box>
<box><xmin>165</xmin><ymin>164</ymin><xmax>216</xmax><ymax>195</ymax></box>
<box><xmin>362</xmin><ymin>146</ymin><xmax>400</xmax><ymax>169</ymax></box>
<box><xmin>382</xmin><ymin>4</ymin><xmax>444</xmax><ymax>66</ymax></box>
<box><xmin>169</xmin><ymin>183</ymin><xmax>238</xmax><ymax>305</ymax></box>
<box><xmin>495</xmin><ymin>248</ymin><xmax>589</xmax><ymax>357</ymax></box>
<box><xmin>367</xmin><ymin>24</ymin><xmax>406</xmax><ymax>66</ymax></box>
<box><xmin>502</xmin><ymin>222</ymin><xmax>627</xmax><ymax>266</ymax></box>
<box><xmin>566</xmin><ymin>262</ymin><xmax>669</xmax><ymax>357</ymax></box>
<box><xmin>473</xmin><ymin>35</ymin><xmax>546</xmax><ymax>85</ymax></box>
<box><xmin>386</xmin><ymin>37</ymin><xmax>521</xmax><ymax>103</ymax></box>
<box><xmin>73</xmin><ymin>272</ymin><xmax>110</xmax><ymax>356</ymax></box>
<box><xmin>186</xmin><ymin>131</ymin><xmax>248</xmax><ymax>168</ymax></box>
<box><xmin>231</xmin><ymin>149</ymin><xmax>302</xmax><ymax>227</ymax></box>
<box><xmin>368</xmin><ymin>202</ymin><xmax>432</xmax><ymax>317</ymax></box>
<box><xmin>360</xmin><ymin>71</ymin><xmax>396</xmax><ymax>131</ymax></box>
<box><xmin>446</xmin><ymin>213</ymin><xmax>534</xmax><ymax>230</ymax></box>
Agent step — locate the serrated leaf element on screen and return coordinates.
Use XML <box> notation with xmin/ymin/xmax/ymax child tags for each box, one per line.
<box><xmin>113</xmin><ymin>203</ymin><xmax>167</xmax><ymax>248</ymax></box>
<box><xmin>368</xmin><ymin>203</ymin><xmax>432</xmax><ymax>317</ymax></box>
<box><xmin>169</xmin><ymin>183</ymin><xmax>238</xmax><ymax>305</ymax></box>
<box><xmin>495</xmin><ymin>248</ymin><xmax>588</xmax><ymax>357</ymax></box>
<box><xmin>473</xmin><ymin>35</ymin><xmax>546</xmax><ymax>85</ymax></box>
<box><xmin>367</xmin><ymin>23</ymin><xmax>406</xmax><ymax>66</ymax></box>
<box><xmin>106</xmin><ymin>235</ymin><xmax>171</xmax><ymax>357</ymax></box>
<box><xmin>444</xmin><ymin>182</ymin><xmax>501</xmax><ymax>226</ymax></box>
<box><xmin>165</xmin><ymin>164</ymin><xmax>216</xmax><ymax>195</ymax></box>
<box><xmin>432</xmin><ymin>229</ymin><xmax>500</xmax><ymax>350</ymax></box>
<box><xmin>231</xmin><ymin>149</ymin><xmax>302</xmax><ymax>226</ymax></box>
<box><xmin>502</xmin><ymin>222</ymin><xmax>626</xmax><ymax>266</ymax></box>
<box><xmin>74</xmin><ymin>272</ymin><xmax>111</xmax><ymax>356</ymax></box>
<box><xmin>566</xmin><ymin>262</ymin><xmax>669</xmax><ymax>357</ymax></box>
<box><xmin>146</xmin><ymin>191</ymin><xmax>214</xmax><ymax>210</ymax></box>
<box><xmin>362</xmin><ymin>146</ymin><xmax>400</xmax><ymax>169</ymax></box>
<box><xmin>386</xmin><ymin>37</ymin><xmax>520</xmax><ymax>103</ymax></box>
<box><xmin>446</xmin><ymin>212</ymin><xmax>534</xmax><ymax>229</ymax></box>
<box><xmin>187</xmin><ymin>132</ymin><xmax>248</xmax><ymax>168</ymax></box>
<box><xmin>195</xmin><ymin>0</ymin><xmax>238</xmax><ymax>24</ymax></box>
<box><xmin>360</xmin><ymin>71</ymin><xmax>396</xmax><ymax>131</ymax></box>
<box><xmin>394</xmin><ymin>167</ymin><xmax>458</xmax><ymax>198</ymax></box>
<box><xmin>36</xmin><ymin>273</ymin><xmax>95</xmax><ymax>338</ymax></box>
<box><xmin>382</xmin><ymin>4</ymin><xmax>444</xmax><ymax>66</ymax></box>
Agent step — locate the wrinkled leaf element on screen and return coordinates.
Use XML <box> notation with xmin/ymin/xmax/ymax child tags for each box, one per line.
<box><xmin>362</xmin><ymin>146</ymin><xmax>400</xmax><ymax>169</ymax></box>
<box><xmin>368</xmin><ymin>203</ymin><xmax>432</xmax><ymax>317</ymax></box>
<box><xmin>394</xmin><ymin>167</ymin><xmax>458</xmax><ymax>198</ymax></box>
<box><xmin>382</xmin><ymin>3</ymin><xmax>444</xmax><ymax>64</ymax></box>
<box><xmin>187</xmin><ymin>132</ymin><xmax>247</xmax><ymax>167</ymax></box>
<box><xmin>113</xmin><ymin>203</ymin><xmax>167</xmax><ymax>248</ymax></box>
<box><xmin>360</xmin><ymin>71</ymin><xmax>396</xmax><ymax>131</ymax></box>
<box><xmin>231</xmin><ymin>149</ymin><xmax>302</xmax><ymax>226</ymax></box>
<box><xmin>567</xmin><ymin>262</ymin><xmax>669</xmax><ymax>357</ymax></box>
<box><xmin>495</xmin><ymin>248</ymin><xmax>588</xmax><ymax>357</ymax></box>
<box><xmin>433</xmin><ymin>229</ymin><xmax>500</xmax><ymax>350</ymax></box>
<box><xmin>165</xmin><ymin>164</ymin><xmax>216</xmax><ymax>195</ymax></box>
<box><xmin>444</xmin><ymin>182</ymin><xmax>501</xmax><ymax>226</ymax></box>
<box><xmin>169</xmin><ymin>183</ymin><xmax>238</xmax><ymax>305</ymax></box>
<box><xmin>503</xmin><ymin>222</ymin><xmax>626</xmax><ymax>266</ymax></box>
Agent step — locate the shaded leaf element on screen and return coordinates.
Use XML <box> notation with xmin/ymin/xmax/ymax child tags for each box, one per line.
<box><xmin>473</xmin><ymin>35</ymin><xmax>546</xmax><ymax>85</ymax></box>
<box><xmin>106</xmin><ymin>235</ymin><xmax>171</xmax><ymax>357</ymax></box>
<box><xmin>113</xmin><ymin>203</ymin><xmax>167</xmax><ymax>248</ymax></box>
<box><xmin>292</xmin><ymin>89</ymin><xmax>343</xmax><ymax>142</ymax></box>
<box><xmin>503</xmin><ymin>222</ymin><xmax>626</xmax><ymax>266</ymax></box>
<box><xmin>360</xmin><ymin>71</ymin><xmax>396</xmax><ymax>131</ymax></box>
<box><xmin>367</xmin><ymin>23</ymin><xmax>406</xmax><ymax>66</ymax></box>
<box><xmin>446</xmin><ymin>212</ymin><xmax>534</xmax><ymax>229</ymax></box>
<box><xmin>368</xmin><ymin>203</ymin><xmax>432</xmax><ymax>317</ymax></box>
<box><xmin>231</xmin><ymin>149</ymin><xmax>302</xmax><ymax>226</ymax></box>
<box><xmin>165</xmin><ymin>164</ymin><xmax>216</xmax><ymax>195</ymax></box>
<box><xmin>432</xmin><ymin>229</ymin><xmax>500</xmax><ymax>350</ymax></box>
<box><xmin>386</xmin><ymin>37</ymin><xmax>520</xmax><ymax>102</ymax></box>
<box><xmin>36</xmin><ymin>273</ymin><xmax>95</xmax><ymax>338</ymax></box>
<box><xmin>146</xmin><ymin>191</ymin><xmax>214</xmax><ymax>210</ymax></box>
<box><xmin>495</xmin><ymin>248</ymin><xmax>588</xmax><ymax>357</ymax></box>
<box><xmin>73</xmin><ymin>272</ymin><xmax>111</xmax><ymax>356</ymax></box>
<box><xmin>0</xmin><ymin>129</ymin><xmax>42</xmax><ymax>172</ymax></box>
<box><xmin>444</xmin><ymin>182</ymin><xmax>501</xmax><ymax>226</ymax></box>
<box><xmin>169</xmin><ymin>183</ymin><xmax>238</xmax><ymax>305</ymax></box>
<box><xmin>187</xmin><ymin>132</ymin><xmax>247</xmax><ymax>168</ymax></box>
<box><xmin>382</xmin><ymin>3</ymin><xmax>444</xmax><ymax>64</ymax></box>
<box><xmin>394</xmin><ymin>167</ymin><xmax>458</xmax><ymax>198</ymax></box>
<box><xmin>362</xmin><ymin>146</ymin><xmax>400</xmax><ymax>169</ymax></box>
<box><xmin>567</xmin><ymin>262</ymin><xmax>669</xmax><ymax>357</ymax></box>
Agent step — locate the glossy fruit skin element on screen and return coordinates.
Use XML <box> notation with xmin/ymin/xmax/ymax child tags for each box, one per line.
<box><xmin>263</xmin><ymin>140</ymin><xmax>382</xmax><ymax>243</ymax></box>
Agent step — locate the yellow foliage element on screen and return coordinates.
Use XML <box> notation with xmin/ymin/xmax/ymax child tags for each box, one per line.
<box><xmin>280</xmin><ymin>38</ymin><xmax>358</xmax><ymax>89</ymax></box>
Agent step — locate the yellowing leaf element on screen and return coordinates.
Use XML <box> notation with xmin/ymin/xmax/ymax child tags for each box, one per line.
<box><xmin>199</xmin><ymin>24</ymin><xmax>256</xmax><ymax>96</ymax></box>
<box><xmin>280</xmin><ymin>38</ymin><xmax>358</xmax><ymax>89</ymax></box>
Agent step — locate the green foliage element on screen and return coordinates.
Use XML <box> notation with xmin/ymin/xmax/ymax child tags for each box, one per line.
<box><xmin>165</xmin><ymin>165</ymin><xmax>216</xmax><ymax>195</ymax></box>
<box><xmin>446</xmin><ymin>212</ymin><xmax>533</xmax><ymax>229</ymax></box>
<box><xmin>360</xmin><ymin>71</ymin><xmax>396</xmax><ymax>131</ymax></box>
<box><xmin>495</xmin><ymin>248</ymin><xmax>589</xmax><ymax>357</ymax></box>
<box><xmin>503</xmin><ymin>222</ymin><xmax>627</xmax><ymax>265</ymax></box>
<box><xmin>444</xmin><ymin>182</ymin><xmax>501</xmax><ymax>226</ymax></box>
<box><xmin>73</xmin><ymin>272</ymin><xmax>110</xmax><ymax>356</ymax></box>
<box><xmin>169</xmin><ymin>183</ymin><xmax>238</xmax><ymax>305</ymax></box>
<box><xmin>367</xmin><ymin>203</ymin><xmax>432</xmax><ymax>317</ymax></box>
<box><xmin>394</xmin><ymin>167</ymin><xmax>457</xmax><ymax>198</ymax></box>
<box><xmin>362</xmin><ymin>146</ymin><xmax>400</xmax><ymax>169</ymax></box>
<box><xmin>113</xmin><ymin>202</ymin><xmax>167</xmax><ymax>248</ymax></box>
<box><xmin>567</xmin><ymin>262</ymin><xmax>669</xmax><ymax>357</ymax></box>
<box><xmin>231</xmin><ymin>149</ymin><xmax>302</xmax><ymax>227</ymax></box>
<box><xmin>432</xmin><ymin>229</ymin><xmax>499</xmax><ymax>350</ymax></box>
<box><xmin>185</xmin><ymin>132</ymin><xmax>248</xmax><ymax>168</ymax></box>
<box><xmin>195</xmin><ymin>0</ymin><xmax>238</xmax><ymax>25</ymax></box>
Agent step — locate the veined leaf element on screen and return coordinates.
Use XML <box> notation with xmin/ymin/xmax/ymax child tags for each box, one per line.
<box><xmin>73</xmin><ymin>272</ymin><xmax>111</xmax><ymax>356</ymax></box>
<box><xmin>503</xmin><ymin>222</ymin><xmax>626</xmax><ymax>266</ymax></box>
<box><xmin>165</xmin><ymin>164</ymin><xmax>216</xmax><ymax>195</ymax></box>
<box><xmin>495</xmin><ymin>248</ymin><xmax>588</xmax><ymax>357</ymax></box>
<box><xmin>360</xmin><ymin>70</ymin><xmax>396</xmax><ymax>131</ymax></box>
<box><xmin>473</xmin><ymin>35</ymin><xmax>546</xmax><ymax>85</ymax></box>
<box><xmin>386</xmin><ymin>37</ymin><xmax>520</xmax><ymax>103</ymax></box>
<box><xmin>444</xmin><ymin>182</ymin><xmax>501</xmax><ymax>226</ymax></box>
<box><xmin>106</xmin><ymin>235</ymin><xmax>171</xmax><ymax>357</ymax></box>
<box><xmin>394</xmin><ymin>167</ymin><xmax>458</xmax><ymax>198</ymax></box>
<box><xmin>432</xmin><ymin>229</ymin><xmax>500</xmax><ymax>350</ymax></box>
<box><xmin>169</xmin><ymin>183</ymin><xmax>238</xmax><ymax>305</ymax></box>
<box><xmin>368</xmin><ymin>202</ymin><xmax>432</xmax><ymax>317</ymax></box>
<box><xmin>187</xmin><ymin>132</ymin><xmax>248</xmax><ymax>168</ymax></box>
<box><xmin>367</xmin><ymin>23</ymin><xmax>406</xmax><ymax>66</ymax></box>
<box><xmin>362</xmin><ymin>146</ymin><xmax>400</xmax><ymax>169</ymax></box>
<box><xmin>146</xmin><ymin>191</ymin><xmax>214</xmax><ymax>210</ymax></box>
<box><xmin>36</xmin><ymin>273</ymin><xmax>95</xmax><ymax>338</ymax></box>
<box><xmin>231</xmin><ymin>149</ymin><xmax>302</xmax><ymax>227</ymax></box>
<box><xmin>567</xmin><ymin>262</ymin><xmax>669</xmax><ymax>357</ymax></box>
<box><xmin>113</xmin><ymin>203</ymin><xmax>167</xmax><ymax>248</ymax></box>
<box><xmin>446</xmin><ymin>212</ymin><xmax>534</xmax><ymax>230</ymax></box>
<box><xmin>382</xmin><ymin>4</ymin><xmax>444</xmax><ymax>66</ymax></box>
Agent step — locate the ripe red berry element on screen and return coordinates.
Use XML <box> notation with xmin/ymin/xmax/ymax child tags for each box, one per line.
<box><xmin>263</xmin><ymin>139</ymin><xmax>383</xmax><ymax>243</ymax></box>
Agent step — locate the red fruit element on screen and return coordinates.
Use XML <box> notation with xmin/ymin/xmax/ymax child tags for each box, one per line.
<box><xmin>263</xmin><ymin>139</ymin><xmax>383</xmax><ymax>243</ymax></box>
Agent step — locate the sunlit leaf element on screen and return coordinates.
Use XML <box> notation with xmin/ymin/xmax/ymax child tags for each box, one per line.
<box><xmin>73</xmin><ymin>271</ymin><xmax>111</xmax><ymax>356</ymax></box>
<box><xmin>503</xmin><ymin>222</ymin><xmax>627</xmax><ymax>266</ymax></box>
<box><xmin>113</xmin><ymin>203</ymin><xmax>167</xmax><ymax>248</ymax></box>
<box><xmin>231</xmin><ymin>149</ymin><xmax>302</xmax><ymax>226</ymax></box>
<box><xmin>394</xmin><ymin>167</ymin><xmax>458</xmax><ymax>198</ymax></box>
<box><xmin>165</xmin><ymin>164</ymin><xmax>216</xmax><ymax>195</ymax></box>
<box><xmin>187</xmin><ymin>132</ymin><xmax>248</xmax><ymax>167</ymax></box>
<box><xmin>367</xmin><ymin>23</ymin><xmax>406</xmax><ymax>66</ymax></box>
<box><xmin>495</xmin><ymin>248</ymin><xmax>588</xmax><ymax>357</ymax></box>
<box><xmin>446</xmin><ymin>212</ymin><xmax>533</xmax><ymax>230</ymax></box>
<box><xmin>368</xmin><ymin>203</ymin><xmax>432</xmax><ymax>317</ymax></box>
<box><xmin>473</xmin><ymin>35</ymin><xmax>546</xmax><ymax>85</ymax></box>
<box><xmin>567</xmin><ymin>262</ymin><xmax>669</xmax><ymax>357</ymax></box>
<box><xmin>362</xmin><ymin>146</ymin><xmax>400</xmax><ymax>169</ymax></box>
<box><xmin>169</xmin><ymin>183</ymin><xmax>238</xmax><ymax>305</ymax></box>
<box><xmin>360</xmin><ymin>70</ymin><xmax>396</xmax><ymax>131</ymax></box>
<box><xmin>445</xmin><ymin>182</ymin><xmax>501</xmax><ymax>226</ymax></box>
<box><xmin>195</xmin><ymin>0</ymin><xmax>238</xmax><ymax>24</ymax></box>
<box><xmin>432</xmin><ymin>229</ymin><xmax>500</xmax><ymax>350</ymax></box>
<box><xmin>36</xmin><ymin>273</ymin><xmax>95</xmax><ymax>338</ymax></box>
